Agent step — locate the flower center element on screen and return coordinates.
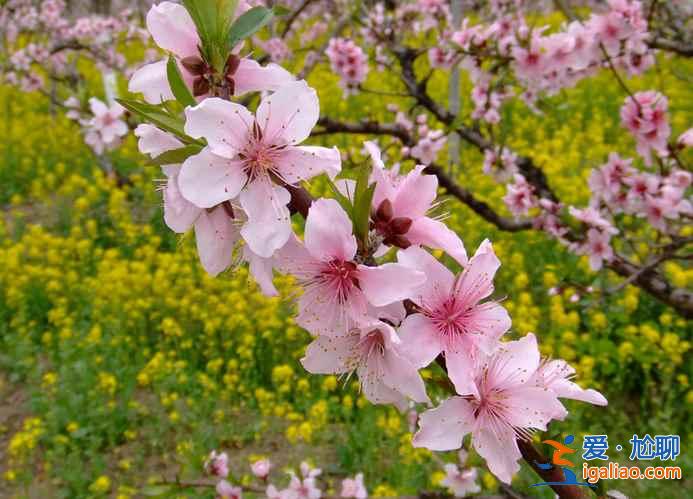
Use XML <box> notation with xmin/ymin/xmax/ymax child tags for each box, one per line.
<box><xmin>320</xmin><ymin>260</ymin><xmax>359</xmax><ymax>304</ymax></box>
<box><xmin>237</xmin><ymin>124</ymin><xmax>287</xmax><ymax>182</ymax></box>
<box><xmin>426</xmin><ymin>297</ymin><xmax>470</xmax><ymax>344</ymax></box>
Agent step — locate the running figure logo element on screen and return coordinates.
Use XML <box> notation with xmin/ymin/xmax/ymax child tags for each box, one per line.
<box><xmin>532</xmin><ymin>435</ymin><xmax>596</xmax><ymax>488</ymax></box>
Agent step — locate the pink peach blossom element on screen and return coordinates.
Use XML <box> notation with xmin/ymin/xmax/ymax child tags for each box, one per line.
<box><xmin>205</xmin><ymin>450</ymin><xmax>229</xmax><ymax>478</ymax></box>
<box><xmin>302</xmin><ymin>319</ymin><xmax>429</xmax><ymax>408</ymax></box>
<box><xmin>251</xmin><ymin>459</ymin><xmax>271</xmax><ymax>479</ymax></box>
<box><xmin>181</xmin><ymin>81</ymin><xmax>341</xmax><ymax>258</ymax></box>
<box><xmin>397</xmin><ymin>242</ymin><xmax>510</xmax><ymax>396</ymax></box>
<box><xmin>533</xmin><ymin>358</ymin><xmax>608</xmax><ymax>419</ymax></box>
<box><xmin>440</xmin><ymin>463</ymin><xmax>480</xmax><ymax>497</ymax></box>
<box><xmin>366</xmin><ymin>141</ymin><xmax>467</xmax><ymax>265</ymax></box>
<box><xmin>340</xmin><ymin>473</ymin><xmax>367</xmax><ymax>498</ymax></box>
<box><xmin>216</xmin><ymin>480</ymin><xmax>242</xmax><ymax>499</ymax></box>
<box><xmin>413</xmin><ymin>334</ymin><xmax>564</xmax><ymax>483</ymax></box>
<box><xmin>278</xmin><ymin>199</ymin><xmax>425</xmax><ymax>336</ymax></box>
<box><xmin>129</xmin><ymin>1</ymin><xmax>293</xmax><ymax>103</ymax></box>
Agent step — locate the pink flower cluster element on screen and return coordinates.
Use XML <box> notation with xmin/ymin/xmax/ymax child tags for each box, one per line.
<box><xmin>129</xmin><ymin>2</ymin><xmax>293</xmax><ymax>103</ymax></box>
<box><xmin>587</xmin><ymin>153</ymin><xmax>692</xmax><ymax>232</ymax></box>
<box><xmin>203</xmin><ymin>454</ymin><xmax>368</xmax><ymax>499</ymax></box>
<box><xmin>444</xmin><ymin>0</ymin><xmax>653</xmax><ymax>108</ymax></box>
<box><xmin>387</xmin><ymin>108</ymin><xmax>447</xmax><ymax>166</ymax></box>
<box><xmin>325</xmin><ymin>38</ymin><xmax>369</xmax><ymax>94</ymax></box>
<box><xmin>257</xmin><ymin>37</ymin><xmax>291</xmax><ymax>63</ymax></box>
<box><xmin>1</xmin><ymin>0</ymin><xmax>145</xmax><ymax>93</ymax></box>
<box><xmin>503</xmin><ymin>174</ymin><xmax>537</xmax><ymax>217</ymax></box>
<box><xmin>123</xmin><ymin>0</ymin><xmax>611</xmax><ymax>488</ymax></box>
<box><xmin>620</xmin><ymin>91</ymin><xmax>671</xmax><ymax>165</ymax></box>
<box><xmin>439</xmin><ymin>450</ymin><xmax>480</xmax><ymax>497</ymax></box>
<box><xmin>483</xmin><ymin>146</ymin><xmax>518</xmax><ymax>182</ymax></box>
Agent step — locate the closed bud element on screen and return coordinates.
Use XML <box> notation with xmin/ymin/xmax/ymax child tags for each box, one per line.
<box><xmin>193</xmin><ymin>76</ymin><xmax>210</xmax><ymax>97</ymax></box>
<box><xmin>180</xmin><ymin>56</ymin><xmax>206</xmax><ymax>75</ymax></box>
<box><xmin>390</xmin><ymin>217</ymin><xmax>412</xmax><ymax>235</ymax></box>
<box><xmin>225</xmin><ymin>54</ymin><xmax>241</xmax><ymax>76</ymax></box>
<box><xmin>387</xmin><ymin>234</ymin><xmax>411</xmax><ymax>249</ymax></box>
<box><xmin>375</xmin><ymin>199</ymin><xmax>393</xmax><ymax>221</ymax></box>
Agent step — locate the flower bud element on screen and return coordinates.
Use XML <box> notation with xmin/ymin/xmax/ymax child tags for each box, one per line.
<box><xmin>251</xmin><ymin>458</ymin><xmax>271</xmax><ymax>479</ymax></box>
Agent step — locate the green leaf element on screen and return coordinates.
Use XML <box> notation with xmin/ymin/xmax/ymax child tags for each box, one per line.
<box><xmin>182</xmin><ymin>0</ymin><xmax>214</xmax><ymax>47</ymax></box>
<box><xmin>351</xmin><ymin>165</ymin><xmax>375</xmax><ymax>244</ymax></box>
<box><xmin>140</xmin><ymin>485</ymin><xmax>172</xmax><ymax>497</ymax></box>
<box><xmin>227</xmin><ymin>6</ymin><xmax>274</xmax><ymax>49</ymax></box>
<box><xmin>353</xmin><ymin>184</ymin><xmax>375</xmax><ymax>245</ymax></box>
<box><xmin>166</xmin><ymin>57</ymin><xmax>196</xmax><ymax>107</ymax></box>
<box><xmin>273</xmin><ymin>4</ymin><xmax>291</xmax><ymax>16</ymax></box>
<box><xmin>216</xmin><ymin>0</ymin><xmax>241</xmax><ymax>39</ymax></box>
<box><xmin>325</xmin><ymin>176</ymin><xmax>353</xmax><ymax>218</ymax></box>
<box><xmin>148</xmin><ymin>144</ymin><xmax>204</xmax><ymax>166</ymax></box>
<box><xmin>116</xmin><ymin>98</ymin><xmax>196</xmax><ymax>144</ymax></box>
<box><xmin>182</xmin><ymin>0</ymin><xmax>239</xmax><ymax>70</ymax></box>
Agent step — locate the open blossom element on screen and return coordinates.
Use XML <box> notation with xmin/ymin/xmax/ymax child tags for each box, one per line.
<box><xmin>440</xmin><ymin>463</ymin><xmax>480</xmax><ymax>497</ymax></box>
<box><xmin>302</xmin><ymin>319</ymin><xmax>429</xmax><ymax>409</ymax></box>
<box><xmin>620</xmin><ymin>91</ymin><xmax>671</xmax><ymax>165</ymax></box>
<box><xmin>641</xmin><ymin>194</ymin><xmax>688</xmax><ymax>231</ymax></box>
<box><xmin>366</xmin><ymin>142</ymin><xmax>467</xmax><ymax>265</ymax></box>
<box><xmin>503</xmin><ymin>174</ymin><xmax>537</xmax><ymax>217</ymax></box>
<box><xmin>581</xmin><ymin>229</ymin><xmax>614</xmax><ymax>271</ymax></box>
<box><xmin>129</xmin><ymin>1</ymin><xmax>293</xmax><ymax>103</ymax></box>
<box><xmin>181</xmin><ymin>80</ymin><xmax>341</xmax><ymax>258</ymax></box>
<box><xmin>205</xmin><ymin>450</ymin><xmax>229</xmax><ymax>478</ymax></box>
<box><xmin>569</xmin><ymin>206</ymin><xmax>618</xmax><ymax>234</ymax></box>
<box><xmin>134</xmin><ymin>125</ymin><xmax>279</xmax><ymax>293</ymax></box>
<box><xmin>251</xmin><ymin>458</ymin><xmax>271</xmax><ymax>479</ymax></box>
<box><xmin>284</xmin><ymin>474</ymin><xmax>322</xmax><ymax>499</ymax></box>
<box><xmin>258</xmin><ymin>37</ymin><xmax>290</xmax><ymax>63</ymax></box>
<box><xmin>678</xmin><ymin>128</ymin><xmax>693</xmax><ymax>147</ymax></box>
<box><xmin>410</xmin><ymin>129</ymin><xmax>446</xmax><ymax>165</ymax></box>
<box><xmin>588</xmin><ymin>153</ymin><xmax>635</xmax><ymax>205</ymax></box>
<box><xmin>83</xmin><ymin>97</ymin><xmax>128</xmax><ymax>154</ymax></box>
<box><xmin>428</xmin><ymin>47</ymin><xmax>455</xmax><ymax>69</ymax></box>
<box><xmin>413</xmin><ymin>334</ymin><xmax>566</xmax><ymax>483</ymax></box>
<box><xmin>267</xmin><ymin>463</ymin><xmax>322</xmax><ymax>499</ymax></box>
<box><xmin>340</xmin><ymin>473</ymin><xmax>367</xmax><ymax>498</ymax></box>
<box><xmin>216</xmin><ymin>480</ymin><xmax>242</xmax><ymax>499</ymax></box>
<box><xmin>483</xmin><ymin>147</ymin><xmax>518</xmax><ymax>182</ymax></box>
<box><xmin>397</xmin><ymin>242</ymin><xmax>510</xmax><ymax>396</ymax></box>
<box><xmin>278</xmin><ymin>198</ymin><xmax>425</xmax><ymax>336</ymax></box>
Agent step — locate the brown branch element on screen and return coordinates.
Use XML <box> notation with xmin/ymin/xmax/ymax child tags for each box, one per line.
<box><xmin>315</xmin><ymin>117</ymin><xmax>531</xmax><ymax>231</ymax></box>
<box><xmin>423</xmin><ymin>163</ymin><xmax>532</xmax><ymax>232</ymax></box>
<box><xmin>608</xmin><ymin>254</ymin><xmax>693</xmax><ymax>318</ymax></box>
<box><xmin>390</xmin><ymin>45</ymin><xmax>558</xmax><ymax>202</ymax></box>
<box><xmin>298</xmin><ymin>11</ymin><xmax>351</xmax><ymax>80</ymax></box>
<box><xmin>516</xmin><ymin>441</ymin><xmax>592</xmax><ymax>499</ymax></box>
<box><xmin>648</xmin><ymin>37</ymin><xmax>693</xmax><ymax>57</ymax></box>
<box><xmin>280</xmin><ymin>0</ymin><xmax>316</xmax><ymax>38</ymax></box>
<box><xmin>312</xmin><ymin>112</ymin><xmax>693</xmax><ymax>315</ymax></box>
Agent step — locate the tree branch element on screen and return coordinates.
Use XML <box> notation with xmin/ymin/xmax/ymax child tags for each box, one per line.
<box><xmin>516</xmin><ymin>440</ymin><xmax>592</xmax><ymax>499</ymax></box>
<box><xmin>315</xmin><ymin>117</ymin><xmax>531</xmax><ymax>231</ymax></box>
<box><xmin>390</xmin><ymin>45</ymin><xmax>558</xmax><ymax>202</ymax></box>
<box><xmin>648</xmin><ymin>36</ymin><xmax>693</xmax><ymax>57</ymax></box>
<box><xmin>312</xmin><ymin>113</ymin><xmax>693</xmax><ymax>316</ymax></box>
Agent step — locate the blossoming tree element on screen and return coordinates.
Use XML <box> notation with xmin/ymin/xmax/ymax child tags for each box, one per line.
<box><xmin>122</xmin><ymin>1</ymin><xmax>615</xmax><ymax>497</ymax></box>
